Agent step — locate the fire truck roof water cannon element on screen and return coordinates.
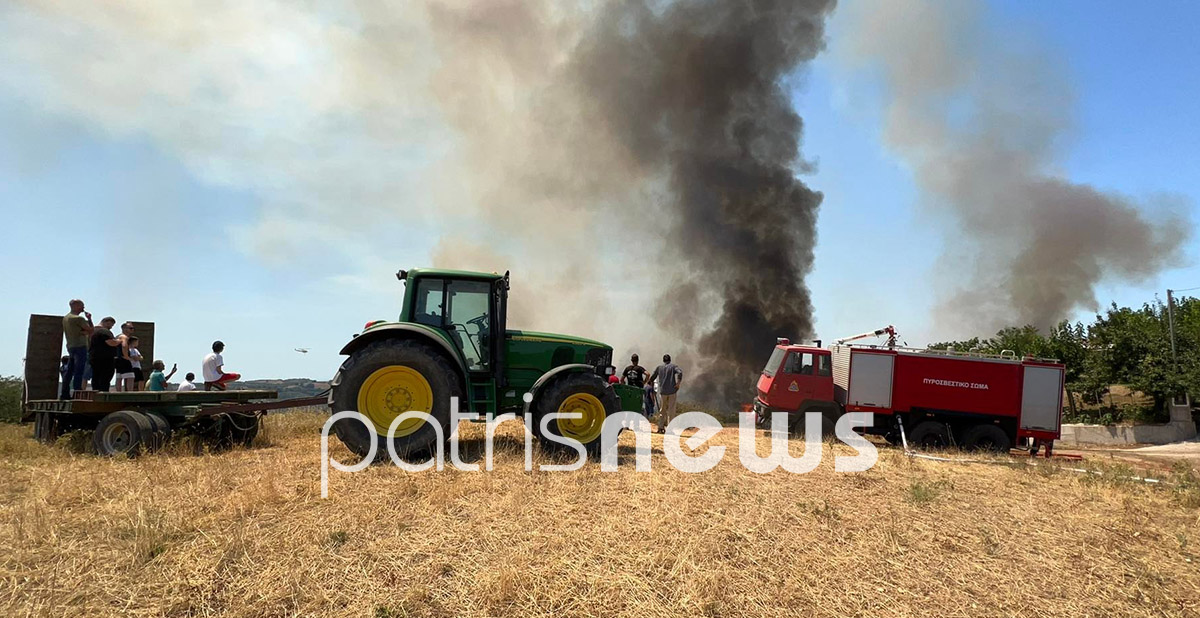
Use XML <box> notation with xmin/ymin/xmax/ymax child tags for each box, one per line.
<box><xmin>755</xmin><ymin>325</ymin><xmax>1066</xmax><ymax>457</ymax></box>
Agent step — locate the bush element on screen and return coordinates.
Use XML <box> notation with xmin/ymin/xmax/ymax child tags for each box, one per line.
<box><xmin>0</xmin><ymin>376</ymin><xmax>24</xmax><ymax>423</ymax></box>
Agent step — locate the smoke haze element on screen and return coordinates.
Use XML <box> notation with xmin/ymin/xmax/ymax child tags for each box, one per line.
<box><xmin>2</xmin><ymin>0</ymin><xmax>835</xmax><ymax>406</ymax></box>
<box><xmin>840</xmin><ymin>0</ymin><xmax>1188</xmax><ymax>332</ymax></box>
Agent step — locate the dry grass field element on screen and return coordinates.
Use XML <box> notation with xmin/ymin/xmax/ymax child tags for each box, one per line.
<box><xmin>1</xmin><ymin>411</ymin><xmax>1198</xmax><ymax>617</ymax></box>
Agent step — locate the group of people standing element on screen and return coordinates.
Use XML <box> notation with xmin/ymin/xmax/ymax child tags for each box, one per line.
<box><xmin>60</xmin><ymin>299</ymin><xmax>240</xmax><ymax>398</ymax></box>
<box><xmin>620</xmin><ymin>353</ymin><xmax>684</xmax><ymax>434</ymax></box>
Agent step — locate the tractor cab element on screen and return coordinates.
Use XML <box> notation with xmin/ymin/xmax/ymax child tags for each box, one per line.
<box><xmin>398</xmin><ymin>268</ymin><xmax>508</xmax><ymax>378</ymax></box>
<box><xmin>755</xmin><ymin>339</ymin><xmax>834</xmax><ymax>413</ymax></box>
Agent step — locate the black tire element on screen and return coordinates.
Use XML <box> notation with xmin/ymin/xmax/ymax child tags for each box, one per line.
<box><xmin>34</xmin><ymin>412</ymin><xmax>60</xmax><ymax>444</ymax></box>
<box><xmin>93</xmin><ymin>410</ymin><xmax>153</xmax><ymax>457</ymax></box>
<box><xmin>331</xmin><ymin>339</ymin><xmax>462</xmax><ymax>460</ymax></box>
<box><xmin>962</xmin><ymin>423</ymin><xmax>1012</xmax><ymax>452</ymax></box>
<box><xmin>534</xmin><ymin>372</ymin><xmax>618</xmax><ymax>454</ymax></box>
<box><xmin>789</xmin><ymin>410</ymin><xmax>836</xmax><ymax>439</ymax></box>
<box><xmin>143</xmin><ymin>411</ymin><xmax>172</xmax><ymax>451</ymax></box>
<box><xmin>227</xmin><ymin>413</ymin><xmax>261</xmax><ymax>447</ymax></box>
<box><xmin>908</xmin><ymin>421</ymin><xmax>951</xmax><ymax>449</ymax></box>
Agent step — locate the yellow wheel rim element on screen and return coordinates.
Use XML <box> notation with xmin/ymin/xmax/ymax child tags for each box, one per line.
<box><xmin>556</xmin><ymin>392</ymin><xmax>607</xmax><ymax>443</ymax></box>
<box><xmin>357</xmin><ymin>366</ymin><xmax>433</xmax><ymax>436</ymax></box>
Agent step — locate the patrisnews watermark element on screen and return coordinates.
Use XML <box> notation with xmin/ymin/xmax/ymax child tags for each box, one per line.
<box><xmin>320</xmin><ymin>397</ymin><xmax>878</xmax><ymax>497</ymax></box>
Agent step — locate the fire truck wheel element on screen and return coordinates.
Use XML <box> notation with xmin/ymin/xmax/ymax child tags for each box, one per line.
<box><xmin>791</xmin><ymin>411</ymin><xmax>836</xmax><ymax>439</ymax></box>
<box><xmin>962</xmin><ymin>424</ymin><xmax>1011</xmax><ymax>452</ymax></box>
<box><xmin>908</xmin><ymin>421</ymin><xmax>951</xmax><ymax>449</ymax></box>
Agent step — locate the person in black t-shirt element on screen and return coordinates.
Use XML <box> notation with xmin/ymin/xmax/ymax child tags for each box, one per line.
<box><xmin>87</xmin><ymin>317</ymin><xmax>122</xmax><ymax>392</ymax></box>
<box><xmin>621</xmin><ymin>354</ymin><xmax>647</xmax><ymax>388</ymax></box>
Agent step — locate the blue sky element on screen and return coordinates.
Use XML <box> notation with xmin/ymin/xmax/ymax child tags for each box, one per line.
<box><xmin>2</xmin><ymin>1</ymin><xmax>1198</xmax><ymax>380</ymax></box>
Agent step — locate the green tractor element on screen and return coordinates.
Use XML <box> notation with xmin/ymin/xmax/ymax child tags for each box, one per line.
<box><xmin>330</xmin><ymin>268</ymin><xmax>642</xmax><ymax>457</ymax></box>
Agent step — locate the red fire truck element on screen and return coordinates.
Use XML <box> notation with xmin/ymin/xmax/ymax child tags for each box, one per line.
<box><xmin>753</xmin><ymin>326</ymin><xmax>1065</xmax><ymax>454</ymax></box>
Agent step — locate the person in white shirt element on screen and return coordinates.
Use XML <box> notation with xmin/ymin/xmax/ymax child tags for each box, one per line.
<box><xmin>177</xmin><ymin>372</ymin><xmax>198</xmax><ymax>392</ymax></box>
<box><xmin>202</xmin><ymin>340</ymin><xmax>241</xmax><ymax>390</ymax></box>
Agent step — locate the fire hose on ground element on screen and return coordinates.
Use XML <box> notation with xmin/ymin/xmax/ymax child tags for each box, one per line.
<box><xmin>896</xmin><ymin>422</ymin><xmax>1175</xmax><ymax>486</ymax></box>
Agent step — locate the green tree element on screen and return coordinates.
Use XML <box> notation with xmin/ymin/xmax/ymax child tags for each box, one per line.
<box><xmin>0</xmin><ymin>376</ymin><xmax>23</xmax><ymax>423</ymax></box>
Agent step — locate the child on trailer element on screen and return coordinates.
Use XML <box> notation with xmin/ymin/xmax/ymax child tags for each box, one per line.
<box><xmin>127</xmin><ymin>336</ymin><xmax>145</xmax><ymax>391</ymax></box>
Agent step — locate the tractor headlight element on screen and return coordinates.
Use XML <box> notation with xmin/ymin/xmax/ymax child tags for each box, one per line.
<box><xmin>596</xmin><ymin>364</ymin><xmax>616</xmax><ymax>377</ymax></box>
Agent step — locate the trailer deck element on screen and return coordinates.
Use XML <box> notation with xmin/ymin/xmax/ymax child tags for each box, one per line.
<box><xmin>27</xmin><ymin>390</ymin><xmax>281</xmax><ymax>415</ymax></box>
<box><xmin>26</xmin><ymin>390</ymin><xmax>329</xmax><ymax>456</ymax></box>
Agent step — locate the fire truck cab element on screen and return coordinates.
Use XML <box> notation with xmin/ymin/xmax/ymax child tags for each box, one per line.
<box><xmin>755</xmin><ymin>339</ymin><xmax>838</xmax><ymax>434</ymax></box>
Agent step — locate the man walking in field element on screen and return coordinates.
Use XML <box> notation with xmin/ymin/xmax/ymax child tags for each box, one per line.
<box><xmin>648</xmin><ymin>354</ymin><xmax>683</xmax><ymax>434</ymax></box>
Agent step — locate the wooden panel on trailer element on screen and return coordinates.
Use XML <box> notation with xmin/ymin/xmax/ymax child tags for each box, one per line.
<box><xmin>25</xmin><ymin>314</ymin><xmax>63</xmax><ymax>404</ymax></box>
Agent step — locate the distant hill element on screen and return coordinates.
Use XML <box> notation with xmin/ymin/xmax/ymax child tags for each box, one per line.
<box><xmin>227</xmin><ymin>378</ymin><xmax>329</xmax><ymax>400</ymax></box>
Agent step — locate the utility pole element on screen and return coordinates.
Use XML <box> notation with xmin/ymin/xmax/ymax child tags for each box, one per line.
<box><xmin>1167</xmin><ymin>288</ymin><xmax>1178</xmax><ymax>370</ymax></box>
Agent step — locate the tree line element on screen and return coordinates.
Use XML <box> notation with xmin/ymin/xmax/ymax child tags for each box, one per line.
<box><xmin>929</xmin><ymin>295</ymin><xmax>1199</xmax><ymax>424</ymax></box>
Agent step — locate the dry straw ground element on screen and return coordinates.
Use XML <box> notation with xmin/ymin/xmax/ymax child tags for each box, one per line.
<box><xmin>1</xmin><ymin>411</ymin><xmax>1198</xmax><ymax>617</ymax></box>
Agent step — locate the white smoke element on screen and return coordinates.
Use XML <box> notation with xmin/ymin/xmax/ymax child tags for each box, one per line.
<box><xmin>838</xmin><ymin>0</ymin><xmax>1189</xmax><ymax>332</ymax></box>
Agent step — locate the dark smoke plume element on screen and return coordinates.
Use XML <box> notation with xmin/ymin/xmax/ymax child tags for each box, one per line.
<box><xmin>587</xmin><ymin>0</ymin><xmax>834</xmax><ymax>406</ymax></box>
<box><xmin>842</xmin><ymin>0</ymin><xmax>1189</xmax><ymax>333</ymax></box>
<box><xmin>430</xmin><ymin>0</ymin><xmax>836</xmax><ymax>407</ymax></box>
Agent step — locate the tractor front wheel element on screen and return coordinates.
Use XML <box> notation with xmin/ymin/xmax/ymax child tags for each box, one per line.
<box><xmin>535</xmin><ymin>373</ymin><xmax>618</xmax><ymax>454</ymax></box>
<box><xmin>331</xmin><ymin>339</ymin><xmax>462</xmax><ymax>460</ymax></box>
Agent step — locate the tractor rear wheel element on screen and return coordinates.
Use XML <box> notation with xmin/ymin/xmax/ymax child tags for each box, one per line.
<box><xmin>93</xmin><ymin>410</ymin><xmax>153</xmax><ymax>457</ymax></box>
<box><xmin>535</xmin><ymin>373</ymin><xmax>618</xmax><ymax>454</ymax></box>
<box><xmin>331</xmin><ymin>339</ymin><xmax>462</xmax><ymax>460</ymax></box>
<box><xmin>907</xmin><ymin>421</ymin><xmax>951</xmax><ymax>449</ymax></box>
<box><xmin>962</xmin><ymin>424</ymin><xmax>1011</xmax><ymax>452</ymax></box>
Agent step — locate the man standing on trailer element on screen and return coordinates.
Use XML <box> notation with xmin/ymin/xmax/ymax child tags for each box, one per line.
<box><xmin>87</xmin><ymin>317</ymin><xmax>122</xmax><ymax>392</ymax></box>
<box><xmin>60</xmin><ymin>299</ymin><xmax>94</xmax><ymax>399</ymax></box>
<box><xmin>648</xmin><ymin>354</ymin><xmax>683</xmax><ymax>434</ymax></box>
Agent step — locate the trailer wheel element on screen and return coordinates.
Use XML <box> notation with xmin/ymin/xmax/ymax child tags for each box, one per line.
<box><xmin>34</xmin><ymin>412</ymin><xmax>61</xmax><ymax>444</ymax></box>
<box><xmin>143</xmin><ymin>412</ymin><xmax>173</xmax><ymax>451</ymax></box>
<box><xmin>226</xmin><ymin>413</ymin><xmax>261</xmax><ymax>447</ymax></box>
<box><xmin>331</xmin><ymin>339</ymin><xmax>462</xmax><ymax>460</ymax></box>
<box><xmin>93</xmin><ymin>410</ymin><xmax>153</xmax><ymax>457</ymax></box>
<box><xmin>908</xmin><ymin>421</ymin><xmax>951</xmax><ymax>449</ymax></box>
<box><xmin>535</xmin><ymin>372</ymin><xmax>618</xmax><ymax>454</ymax></box>
<box><xmin>962</xmin><ymin>424</ymin><xmax>1011</xmax><ymax>452</ymax></box>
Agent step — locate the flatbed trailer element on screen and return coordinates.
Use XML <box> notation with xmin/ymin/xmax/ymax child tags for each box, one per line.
<box><xmin>26</xmin><ymin>391</ymin><xmax>329</xmax><ymax>456</ymax></box>
<box><xmin>22</xmin><ymin>313</ymin><xmax>330</xmax><ymax>456</ymax></box>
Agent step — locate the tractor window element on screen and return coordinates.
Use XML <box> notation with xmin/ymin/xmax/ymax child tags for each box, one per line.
<box><xmin>817</xmin><ymin>354</ymin><xmax>832</xmax><ymax>377</ymax></box>
<box><xmin>785</xmin><ymin>352</ymin><xmax>814</xmax><ymax>375</ymax></box>
<box><xmin>412</xmin><ymin>279</ymin><xmax>445</xmax><ymax>328</ymax></box>
<box><xmin>446</xmin><ymin>280</ymin><xmax>492</xmax><ymax>371</ymax></box>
